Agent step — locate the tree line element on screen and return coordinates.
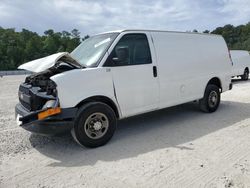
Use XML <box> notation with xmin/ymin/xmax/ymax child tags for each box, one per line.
<box><xmin>193</xmin><ymin>22</ymin><xmax>250</xmax><ymax>51</ymax></box>
<box><xmin>0</xmin><ymin>27</ymin><xmax>89</xmax><ymax>70</ymax></box>
<box><xmin>0</xmin><ymin>22</ymin><xmax>250</xmax><ymax>70</ymax></box>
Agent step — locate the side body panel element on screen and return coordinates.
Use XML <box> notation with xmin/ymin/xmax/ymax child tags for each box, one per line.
<box><xmin>150</xmin><ymin>32</ymin><xmax>232</xmax><ymax>108</ymax></box>
<box><xmin>230</xmin><ymin>50</ymin><xmax>250</xmax><ymax>76</ymax></box>
<box><xmin>50</xmin><ymin>68</ymin><xmax>121</xmax><ymax>116</ymax></box>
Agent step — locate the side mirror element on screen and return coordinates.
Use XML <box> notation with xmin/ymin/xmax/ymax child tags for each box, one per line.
<box><xmin>112</xmin><ymin>46</ymin><xmax>129</xmax><ymax>63</ymax></box>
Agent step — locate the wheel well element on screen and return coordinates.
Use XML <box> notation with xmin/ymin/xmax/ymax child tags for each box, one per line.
<box><xmin>207</xmin><ymin>77</ymin><xmax>222</xmax><ymax>90</ymax></box>
<box><xmin>245</xmin><ymin>67</ymin><xmax>249</xmax><ymax>72</ymax></box>
<box><xmin>75</xmin><ymin>96</ymin><xmax>120</xmax><ymax>118</ymax></box>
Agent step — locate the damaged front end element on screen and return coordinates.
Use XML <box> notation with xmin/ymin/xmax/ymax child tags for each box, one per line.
<box><xmin>19</xmin><ymin>69</ymin><xmax>58</xmax><ymax>112</ymax></box>
<box><xmin>15</xmin><ymin>53</ymin><xmax>79</xmax><ymax>135</ymax></box>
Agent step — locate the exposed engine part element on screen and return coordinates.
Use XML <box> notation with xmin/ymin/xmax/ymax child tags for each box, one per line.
<box><xmin>19</xmin><ymin>61</ymin><xmax>78</xmax><ymax>111</ymax></box>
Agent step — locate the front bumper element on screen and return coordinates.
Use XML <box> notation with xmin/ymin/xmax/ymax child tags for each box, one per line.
<box><xmin>15</xmin><ymin>103</ymin><xmax>77</xmax><ymax>135</ymax></box>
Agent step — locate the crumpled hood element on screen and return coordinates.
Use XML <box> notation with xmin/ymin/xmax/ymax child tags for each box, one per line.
<box><xmin>18</xmin><ymin>52</ymin><xmax>83</xmax><ymax>73</ymax></box>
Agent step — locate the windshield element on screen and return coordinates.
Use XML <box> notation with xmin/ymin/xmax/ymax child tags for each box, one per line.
<box><xmin>71</xmin><ymin>33</ymin><xmax>118</xmax><ymax>67</ymax></box>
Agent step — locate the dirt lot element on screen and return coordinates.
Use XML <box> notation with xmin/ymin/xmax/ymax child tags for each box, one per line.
<box><xmin>0</xmin><ymin>75</ymin><xmax>250</xmax><ymax>188</ymax></box>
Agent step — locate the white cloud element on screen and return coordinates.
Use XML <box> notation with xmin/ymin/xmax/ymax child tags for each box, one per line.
<box><xmin>0</xmin><ymin>0</ymin><xmax>249</xmax><ymax>35</ymax></box>
<box><xmin>219</xmin><ymin>0</ymin><xmax>250</xmax><ymax>24</ymax></box>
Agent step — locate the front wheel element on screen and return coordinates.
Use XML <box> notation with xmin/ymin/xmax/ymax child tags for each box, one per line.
<box><xmin>71</xmin><ymin>102</ymin><xmax>117</xmax><ymax>148</ymax></box>
<box><xmin>241</xmin><ymin>69</ymin><xmax>249</xmax><ymax>81</ymax></box>
<box><xmin>199</xmin><ymin>84</ymin><xmax>220</xmax><ymax>113</ymax></box>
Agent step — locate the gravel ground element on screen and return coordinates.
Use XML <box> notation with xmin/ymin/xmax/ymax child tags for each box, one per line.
<box><xmin>0</xmin><ymin>75</ymin><xmax>250</xmax><ymax>188</ymax></box>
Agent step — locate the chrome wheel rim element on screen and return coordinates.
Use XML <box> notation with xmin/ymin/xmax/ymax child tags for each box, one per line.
<box><xmin>208</xmin><ymin>91</ymin><xmax>218</xmax><ymax>108</ymax></box>
<box><xmin>84</xmin><ymin>112</ymin><xmax>109</xmax><ymax>139</ymax></box>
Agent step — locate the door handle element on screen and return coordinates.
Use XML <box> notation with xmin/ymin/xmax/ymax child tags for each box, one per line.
<box><xmin>153</xmin><ymin>66</ymin><xmax>157</xmax><ymax>77</ymax></box>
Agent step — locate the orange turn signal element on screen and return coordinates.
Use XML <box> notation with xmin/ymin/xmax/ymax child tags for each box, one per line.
<box><xmin>38</xmin><ymin>107</ymin><xmax>61</xmax><ymax>120</ymax></box>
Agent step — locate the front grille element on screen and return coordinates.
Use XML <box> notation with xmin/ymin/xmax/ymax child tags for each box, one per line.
<box><xmin>18</xmin><ymin>83</ymin><xmax>48</xmax><ymax>111</ymax></box>
<box><xmin>19</xmin><ymin>83</ymin><xmax>31</xmax><ymax>94</ymax></box>
<box><xmin>19</xmin><ymin>83</ymin><xmax>32</xmax><ymax>111</ymax></box>
<box><xmin>20</xmin><ymin>100</ymin><xmax>31</xmax><ymax>111</ymax></box>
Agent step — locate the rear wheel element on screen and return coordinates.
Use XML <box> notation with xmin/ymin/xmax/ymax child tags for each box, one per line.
<box><xmin>71</xmin><ymin>102</ymin><xmax>117</xmax><ymax>148</ymax></box>
<box><xmin>199</xmin><ymin>84</ymin><xmax>220</xmax><ymax>113</ymax></box>
<box><xmin>241</xmin><ymin>69</ymin><xmax>249</xmax><ymax>81</ymax></box>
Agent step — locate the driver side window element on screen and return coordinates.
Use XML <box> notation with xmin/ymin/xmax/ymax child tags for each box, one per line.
<box><xmin>106</xmin><ymin>34</ymin><xmax>152</xmax><ymax>66</ymax></box>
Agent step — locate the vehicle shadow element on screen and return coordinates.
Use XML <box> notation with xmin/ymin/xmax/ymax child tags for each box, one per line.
<box><xmin>231</xmin><ymin>78</ymin><xmax>250</xmax><ymax>84</ymax></box>
<box><xmin>29</xmin><ymin>100</ymin><xmax>250</xmax><ymax>167</ymax></box>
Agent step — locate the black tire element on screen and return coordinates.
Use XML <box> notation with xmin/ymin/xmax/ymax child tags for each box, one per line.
<box><xmin>199</xmin><ymin>84</ymin><xmax>220</xmax><ymax>113</ymax></box>
<box><xmin>241</xmin><ymin>69</ymin><xmax>249</xmax><ymax>81</ymax></box>
<box><xmin>71</xmin><ymin>102</ymin><xmax>117</xmax><ymax>148</ymax></box>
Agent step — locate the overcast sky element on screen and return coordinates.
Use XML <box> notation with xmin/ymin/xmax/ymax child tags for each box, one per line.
<box><xmin>0</xmin><ymin>0</ymin><xmax>250</xmax><ymax>36</ymax></box>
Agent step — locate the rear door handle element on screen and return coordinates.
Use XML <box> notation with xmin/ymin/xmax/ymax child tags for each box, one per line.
<box><xmin>153</xmin><ymin>66</ymin><xmax>157</xmax><ymax>77</ymax></box>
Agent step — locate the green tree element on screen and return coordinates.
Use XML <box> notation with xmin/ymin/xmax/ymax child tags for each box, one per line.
<box><xmin>203</xmin><ymin>30</ymin><xmax>210</xmax><ymax>33</ymax></box>
<box><xmin>0</xmin><ymin>27</ymin><xmax>88</xmax><ymax>70</ymax></box>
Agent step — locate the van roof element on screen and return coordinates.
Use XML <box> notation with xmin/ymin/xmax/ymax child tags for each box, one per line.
<box><xmin>98</xmin><ymin>29</ymin><xmax>221</xmax><ymax>37</ymax></box>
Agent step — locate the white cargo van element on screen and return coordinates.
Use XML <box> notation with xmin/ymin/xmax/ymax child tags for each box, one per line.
<box><xmin>230</xmin><ymin>50</ymin><xmax>250</xmax><ymax>80</ymax></box>
<box><xmin>16</xmin><ymin>30</ymin><xmax>232</xmax><ymax>147</ymax></box>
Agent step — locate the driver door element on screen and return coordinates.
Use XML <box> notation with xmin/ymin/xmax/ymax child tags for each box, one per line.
<box><xmin>105</xmin><ymin>33</ymin><xmax>159</xmax><ymax>118</ymax></box>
